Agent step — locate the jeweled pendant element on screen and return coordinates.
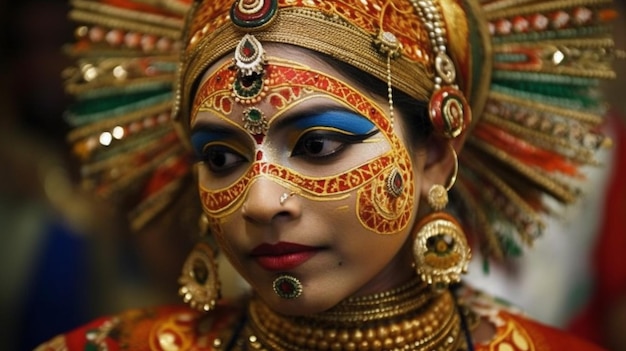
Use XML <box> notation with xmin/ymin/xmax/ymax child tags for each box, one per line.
<box><xmin>232</xmin><ymin>72</ymin><xmax>266</xmax><ymax>104</ymax></box>
<box><xmin>232</xmin><ymin>34</ymin><xmax>268</xmax><ymax>104</ymax></box>
<box><xmin>272</xmin><ymin>274</ymin><xmax>302</xmax><ymax>299</ymax></box>
<box><xmin>234</xmin><ymin>34</ymin><xmax>266</xmax><ymax>77</ymax></box>
<box><xmin>386</xmin><ymin>168</ymin><xmax>404</xmax><ymax>197</ymax></box>
<box><xmin>243</xmin><ymin>107</ymin><xmax>268</xmax><ymax>135</ymax></box>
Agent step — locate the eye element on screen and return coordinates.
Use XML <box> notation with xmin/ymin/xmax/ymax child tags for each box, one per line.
<box><xmin>200</xmin><ymin>144</ymin><xmax>247</xmax><ymax>173</ymax></box>
<box><xmin>291</xmin><ymin>129</ymin><xmax>378</xmax><ymax>159</ymax></box>
<box><xmin>292</xmin><ymin>131</ymin><xmax>345</xmax><ymax>158</ymax></box>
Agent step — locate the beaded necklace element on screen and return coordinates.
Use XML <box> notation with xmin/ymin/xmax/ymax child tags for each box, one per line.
<box><xmin>230</xmin><ymin>278</ymin><xmax>472</xmax><ymax>351</ymax></box>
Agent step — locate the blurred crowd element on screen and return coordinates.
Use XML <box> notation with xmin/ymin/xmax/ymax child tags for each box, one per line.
<box><xmin>0</xmin><ymin>1</ymin><xmax>625</xmax><ymax>350</ymax></box>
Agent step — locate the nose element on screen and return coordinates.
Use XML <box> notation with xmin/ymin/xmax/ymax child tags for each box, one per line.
<box><xmin>242</xmin><ymin>177</ymin><xmax>302</xmax><ymax>224</ymax></box>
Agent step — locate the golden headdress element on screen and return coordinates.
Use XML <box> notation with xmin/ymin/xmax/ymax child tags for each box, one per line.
<box><xmin>63</xmin><ymin>0</ymin><xmax>619</xmax><ymax>260</ymax></box>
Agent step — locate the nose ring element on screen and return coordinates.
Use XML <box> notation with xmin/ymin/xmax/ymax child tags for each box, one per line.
<box><xmin>279</xmin><ymin>192</ymin><xmax>296</xmax><ymax>205</ymax></box>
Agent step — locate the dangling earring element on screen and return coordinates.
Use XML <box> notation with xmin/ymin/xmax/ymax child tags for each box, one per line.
<box><xmin>178</xmin><ymin>214</ymin><xmax>221</xmax><ymax>312</ymax></box>
<box><xmin>413</xmin><ymin>146</ymin><xmax>471</xmax><ymax>292</ymax></box>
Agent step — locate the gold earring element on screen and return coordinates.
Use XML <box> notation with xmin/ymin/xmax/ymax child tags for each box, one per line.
<box><xmin>413</xmin><ymin>146</ymin><xmax>470</xmax><ymax>291</ymax></box>
<box><xmin>428</xmin><ymin>144</ymin><xmax>458</xmax><ymax>211</ymax></box>
<box><xmin>178</xmin><ymin>215</ymin><xmax>221</xmax><ymax>312</ymax></box>
<box><xmin>413</xmin><ymin>212</ymin><xmax>471</xmax><ymax>292</ymax></box>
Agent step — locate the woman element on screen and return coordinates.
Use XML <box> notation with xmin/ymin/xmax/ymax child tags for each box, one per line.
<box><xmin>37</xmin><ymin>0</ymin><xmax>619</xmax><ymax>349</ymax></box>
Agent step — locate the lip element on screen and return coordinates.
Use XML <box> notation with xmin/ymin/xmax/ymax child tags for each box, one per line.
<box><xmin>251</xmin><ymin>242</ymin><xmax>320</xmax><ymax>271</ymax></box>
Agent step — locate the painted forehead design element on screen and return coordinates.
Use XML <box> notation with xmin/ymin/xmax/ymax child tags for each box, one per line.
<box><xmin>191</xmin><ymin>59</ymin><xmax>393</xmax><ymax>136</ymax></box>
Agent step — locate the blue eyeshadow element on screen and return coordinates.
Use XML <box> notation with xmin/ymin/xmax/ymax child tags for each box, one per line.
<box><xmin>191</xmin><ymin>130</ymin><xmax>225</xmax><ymax>157</ymax></box>
<box><xmin>293</xmin><ymin>110</ymin><xmax>375</xmax><ymax>135</ymax></box>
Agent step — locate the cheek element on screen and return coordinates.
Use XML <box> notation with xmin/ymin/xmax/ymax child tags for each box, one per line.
<box><xmin>202</xmin><ymin>205</ymin><xmax>236</xmax><ymax>253</ymax></box>
<box><xmin>356</xmin><ymin>138</ymin><xmax>415</xmax><ymax>235</ymax></box>
<box><xmin>205</xmin><ymin>213</ymin><xmax>227</xmax><ymax>247</ymax></box>
<box><xmin>336</xmin><ymin>203</ymin><xmax>411</xmax><ymax>271</ymax></box>
<box><xmin>204</xmin><ymin>211</ymin><xmax>250</xmax><ymax>273</ymax></box>
<box><xmin>197</xmin><ymin>166</ymin><xmax>251</xmax><ymax>216</ymax></box>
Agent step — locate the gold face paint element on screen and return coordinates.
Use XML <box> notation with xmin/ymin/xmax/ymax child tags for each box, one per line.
<box><xmin>192</xmin><ymin>59</ymin><xmax>414</xmax><ymax>235</ymax></box>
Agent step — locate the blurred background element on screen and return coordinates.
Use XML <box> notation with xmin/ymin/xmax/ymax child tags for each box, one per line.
<box><xmin>0</xmin><ymin>1</ymin><xmax>191</xmax><ymax>350</ymax></box>
<box><xmin>0</xmin><ymin>1</ymin><xmax>625</xmax><ymax>351</ymax></box>
<box><xmin>466</xmin><ymin>3</ymin><xmax>626</xmax><ymax>350</ymax></box>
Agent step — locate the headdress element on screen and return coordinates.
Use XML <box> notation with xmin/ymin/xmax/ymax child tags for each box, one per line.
<box><xmin>62</xmin><ymin>0</ymin><xmax>619</xmax><ymax>261</ymax></box>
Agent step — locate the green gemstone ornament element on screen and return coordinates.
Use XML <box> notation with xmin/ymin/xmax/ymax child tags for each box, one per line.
<box><xmin>243</xmin><ymin>107</ymin><xmax>268</xmax><ymax>135</ymax></box>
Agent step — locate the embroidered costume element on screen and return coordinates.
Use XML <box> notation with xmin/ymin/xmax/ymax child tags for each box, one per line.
<box><xmin>36</xmin><ymin>286</ymin><xmax>605</xmax><ymax>350</ymax></box>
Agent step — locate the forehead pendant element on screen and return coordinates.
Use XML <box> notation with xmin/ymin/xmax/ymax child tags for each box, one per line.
<box><xmin>230</xmin><ymin>35</ymin><xmax>270</xmax><ymax>138</ymax></box>
<box><xmin>230</xmin><ymin>0</ymin><xmax>278</xmax><ymax>137</ymax></box>
<box><xmin>231</xmin><ymin>34</ymin><xmax>268</xmax><ymax>105</ymax></box>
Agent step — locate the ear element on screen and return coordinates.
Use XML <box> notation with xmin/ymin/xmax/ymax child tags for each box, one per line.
<box><xmin>420</xmin><ymin>134</ymin><xmax>466</xmax><ymax>200</ymax></box>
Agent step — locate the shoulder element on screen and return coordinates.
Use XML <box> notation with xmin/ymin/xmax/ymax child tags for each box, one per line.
<box><xmin>34</xmin><ymin>302</ymin><xmax>244</xmax><ymax>351</ymax></box>
<box><xmin>457</xmin><ymin>285</ymin><xmax>607</xmax><ymax>351</ymax></box>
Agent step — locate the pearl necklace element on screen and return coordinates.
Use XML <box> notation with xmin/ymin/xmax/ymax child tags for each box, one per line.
<box><xmin>238</xmin><ymin>278</ymin><xmax>468</xmax><ymax>351</ymax></box>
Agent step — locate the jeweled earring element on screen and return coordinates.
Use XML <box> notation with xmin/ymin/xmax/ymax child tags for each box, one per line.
<box><xmin>178</xmin><ymin>215</ymin><xmax>221</xmax><ymax>311</ymax></box>
<box><xmin>412</xmin><ymin>147</ymin><xmax>471</xmax><ymax>292</ymax></box>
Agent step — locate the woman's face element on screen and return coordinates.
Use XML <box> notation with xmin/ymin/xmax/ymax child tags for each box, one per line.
<box><xmin>190</xmin><ymin>44</ymin><xmax>428</xmax><ymax>315</ymax></box>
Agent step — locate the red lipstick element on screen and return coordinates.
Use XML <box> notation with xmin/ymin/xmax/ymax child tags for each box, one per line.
<box><xmin>251</xmin><ymin>242</ymin><xmax>319</xmax><ymax>271</ymax></box>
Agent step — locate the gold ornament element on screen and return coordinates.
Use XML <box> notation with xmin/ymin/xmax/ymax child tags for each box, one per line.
<box><xmin>428</xmin><ymin>183</ymin><xmax>448</xmax><ymax>211</ymax></box>
<box><xmin>179</xmin><ymin>241</ymin><xmax>221</xmax><ymax>311</ymax></box>
<box><xmin>428</xmin><ymin>145</ymin><xmax>458</xmax><ymax>212</ymax></box>
<box><xmin>243</xmin><ymin>278</ymin><xmax>468</xmax><ymax>351</ymax></box>
<box><xmin>279</xmin><ymin>192</ymin><xmax>296</xmax><ymax>205</ymax></box>
<box><xmin>413</xmin><ymin>212</ymin><xmax>471</xmax><ymax>291</ymax></box>
<box><xmin>415</xmin><ymin>145</ymin><xmax>469</xmax><ymax>290</ymax></box>
<box><xmin>272</xmin><ymin>274</ymin><xmax>302</xmax><ymax>299</ymax></box>
<box><xmin>179</xmin><ymin>215</ymin><xmax>221</xmax><ymax>311</ymax></box>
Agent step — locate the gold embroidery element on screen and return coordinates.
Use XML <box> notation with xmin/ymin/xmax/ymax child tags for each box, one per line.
<box><xmin>149</xmin><ymin>312</ymin><xmax>199</xmax><ymax>350</ymax></box>
<box><xmin>34</xmin><ymin>335</ymin><xmax>69</xmax><ymax>351</ymax></box>
<box><xmin>476</xmin><ymin>313</ymin><xmax>536</xmax><ymax>351</ymax></box>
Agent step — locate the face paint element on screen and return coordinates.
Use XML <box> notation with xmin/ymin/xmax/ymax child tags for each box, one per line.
<box><xmin>192</xmin><ymin>59</ymin><xmax>415</xmax><ymax>235</ymax></box>
<box><xmin>291</xmin><ymin>110</ymin><xmax>376</xmax><ymax>135</ymax></box>
<box><xmin>191</xmin><ymin>130</ymin><xmax>231</xmax><ymax>158</ymax></box>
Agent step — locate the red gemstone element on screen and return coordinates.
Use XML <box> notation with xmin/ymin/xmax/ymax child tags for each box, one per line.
<box><xmin>280</xmin><ymin>281</ymin><xmax>294</xmax><ymax>294</ymax></box>
<box><xmin>242</xmin><ymin>41</ymin><xmax>254</xmax><ymax>58</ymax></box>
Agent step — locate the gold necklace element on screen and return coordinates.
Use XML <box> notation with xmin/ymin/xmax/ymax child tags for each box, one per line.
<box><xmin>236</xmin><ymin>278</ymin><xmax>468</xmax><ymax>351</ymax></box>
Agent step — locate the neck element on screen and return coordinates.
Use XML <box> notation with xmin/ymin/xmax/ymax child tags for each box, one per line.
<box><xmin>241</xmin><ymin>277</ymin><xmax>468</xmax><ymax>351</ymax></box>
